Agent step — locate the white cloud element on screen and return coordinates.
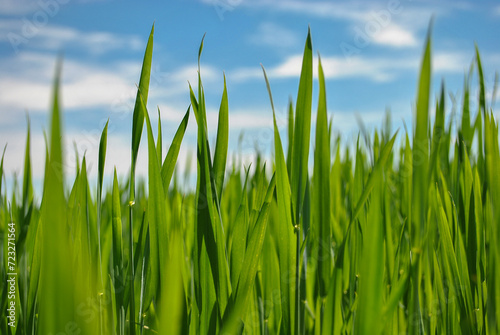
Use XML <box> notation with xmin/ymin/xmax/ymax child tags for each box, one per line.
<box><xmin>434</xmin><ymin>52</ymin><xmax>473</xmax><ymax>73</ymax></box>
<box><xmin>203</xmin><ymin>0</ymin><xmax>439</xmax><ymax>50</ymax></box>
<box><xmin>0</xmin><ymin>23</ymin><xmax>144</xmax><ymax>55</ymax></box>
<box><xmin>0</xmin><ymin>52</ymin><xmax>140</xmax><ymax>113</ymax></box>
<box><xmin>0</xmin><ymin>47</ymin><xmax>221</xmax><ymax>119</ymax></box>
<box><xmin>231</xmin><ymin>54</ymin><xmax>417</xmax><ymax>83</ymax></box>
<box><xmin>248</xmin><ymin>22</ymin><xmax>300</xmax><ymax>49</ymax></box>
<box><xmin>230</xmin><ymin>50</ymin><xmax>478</xmax><ymax>84</ymax></box>
<box><xmin>372</xmin><ymin>24</ymin><xmax>418</xmax><ymax>47</ymax></box>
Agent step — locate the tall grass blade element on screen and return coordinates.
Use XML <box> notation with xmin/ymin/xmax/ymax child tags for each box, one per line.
<box><xmin>38</xmin><ymin>60</ymin><xmax>75</xmax><ymax>333</ymax></box>
<box><xmin>314</xmin><ymin>55</ymin><xmax>331</xmax><ymax>299</ymax></box>
<box><xmin>213</xmin><ymin>74</ymin><xmax>229</xmax><ymax>203</ymax></box>
<box><xmin>262</xmin><ymin>64</ymin><xmax>296</xmax><ymax>335</ymax></box>
<box><xmin>409</xmin><ymin>21</ymin><xmax>432</xmax><ymax>335</ymax></box>
<box><xmin>161</xmin><ymin>107</ymin><xmax>190</xmax><ymax>192</ymax></box>
<box><xmin>130</xmin><ymin>23</ymin><xmax>154</xmax><ymax>202</ymax></box>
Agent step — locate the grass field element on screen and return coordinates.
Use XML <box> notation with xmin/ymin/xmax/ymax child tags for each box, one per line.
<box><xmin>1</xmin><ymin>24</ymin><xmax>500</xmax><ymax>334</ymax></box>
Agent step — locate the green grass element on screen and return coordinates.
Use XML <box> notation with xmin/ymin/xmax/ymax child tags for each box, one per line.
<box><xmin>1</xmin><ymin>24</ymin><xmax>500</xmax><ymax>335</ymax></box>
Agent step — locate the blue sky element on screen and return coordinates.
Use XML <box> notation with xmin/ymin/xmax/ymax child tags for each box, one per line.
<box><xmin>1</xmin><ymin>0</ymin><xmax>499</xmax><ymax>195</ymax></box>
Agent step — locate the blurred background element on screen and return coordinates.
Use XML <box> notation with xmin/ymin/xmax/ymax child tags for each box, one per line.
<box><xmin>0</xmin><ymin>0</ymin><xmax>499</xmax><ymax>198</ymax></box>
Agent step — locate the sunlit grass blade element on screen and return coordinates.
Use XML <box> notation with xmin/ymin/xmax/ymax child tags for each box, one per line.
<box><xmin>229</xmin><ymin>168</ymin><xmax>250</xmax><ymax>289</ymax></box>
<box><xmin>127</xmin><ymin>25</ymin><xmax>154</xmax><ymax>335</ymax></box>
<box><xmin>139</xmin><ymin>92</ymin><xmax>169</xmax><ymax>322</ymax></box>
<box><xmin>130</xmin><ymin>23</ymin><xmax>154</xmax><ymax>202</ymax></box>
<box><xmin>38</xmin><ymin>59</ymin><xmax>75</xmax><ymax>333</ymax></box>
<box><xmin>196</xmin><ymin>38</ymin><xmax>232</xmax><ymax>323</ymax></box>
<box><xmin>159</xmin><ymin>225</ymin><xmax>186</xmax><ymax>335</ymax></box>
<box><xmin>262</xmin><ymin>64</ymin><xmax>296</xmax><ymax>334</ymax></box>
<box><xmin>290</xmin><ymin>28</ymin><xmax>313</xmax><ymax>334</ymax></box>
<box><xmin>291</xmin><ymin>27</ymin><xmax>313</xmax><ymax>209</ymax></box>
<box><xmin>161</xmin><ymin>107</ymin><xmax>190</xmax><ymax>192</ymax></box>
<box><xmin>356</xmin><ymin>175</ymin><xmax>384</xmax><ymax>335</ymax></box>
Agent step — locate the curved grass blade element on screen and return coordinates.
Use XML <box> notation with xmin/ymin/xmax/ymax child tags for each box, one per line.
<box><xmin>161</xmin><ymin>107</ymin><xmax>190</xmax><ymax>193</ymax></box>
<box><xmin>128</xmin><ymin>25</ymin><xmax>154</xmax><ymax>335</ymax></box>
<box><xmin>130</xmin><ymin>23</ymin><xmax>154</xmax><ymax>202</ymax></box>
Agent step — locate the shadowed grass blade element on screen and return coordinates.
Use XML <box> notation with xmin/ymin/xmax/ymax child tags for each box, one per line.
<box><xmin>213</xmin><ymin>74</ymin><xmax>228</xmax><ymax>203</ymax></box>
<box><xmin>314</xmin><ymin>54</ymin><xmax>331</xmax><ymax>299</ymax></box>
<box><xmin>221</xmin><ymin>174</ymin><xmax>276</xmax><ymax>333</ymax></box>
<box><xmin>409</xmin><ymin>22</ymin><xmax>432</xmax><ymax>335</ymax></box>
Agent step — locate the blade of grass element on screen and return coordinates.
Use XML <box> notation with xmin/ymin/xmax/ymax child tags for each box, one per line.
<box><xmin>221</xmin><ymin>174</ymin><xmax>276</xmax><ymax>333</ymax></box>
<box><xmin>262</xmin><ymin>64</ymin><xmax>296</xmax><ymax>335</ymax></box>
<box><xmin>127</xmin><ymin>25</ymin><xmax>154</xmax><ymax>335</ymax></box>
<box><xmin>314</xmin><ymin>54</ymin><xmax>331</xmax><ymax>299</ymax></box>
<box><xmin>213</xmin><ymin>74</ymin><xmax>229</xmax><ymax>203</ymax></box>
<box><xmin>38</xmin><ymin>59</ymin><xmax>76</xmax><ymax>334</ymax></box>
<box><xmin>96</xmin><ymin>119</ymin><xmax>108</xmax><ymax>334</ymax></box>
<box><xmin>161</xmin><ymin>107</ymin><xmax>190</xmax><ymax>193</ymax></box>
<box><xmin>130</xmin><ymin>23</ymin><xmax>154</xmax><ymax>202</ymax></box>
<box><xmin>409</xmin><ymin>21</ymin><xmax>432</xmax><ymax>335</ymax></box>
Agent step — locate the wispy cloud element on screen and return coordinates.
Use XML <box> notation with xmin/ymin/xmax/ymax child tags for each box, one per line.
<box><xmin>248</xmin><ymin>22</ymin><xmax>300</xmax><ymax>49</ymax></box>
<box><xmin>0</xmin><ymin>42</ymin><xmax>221</xmax><ymax>117</ymax></box>
<box><xmin>0</xmin><ymin>52</ymin><xmax>140</xmax><ymax>113</ymax></box>
<box><xmin>0</xmin><ymin>22</ymin><xmax>144</xmax><ymax>55</ymax></box>
<box><xmin>230</xmin><ymin>49</ymin><xmax>477</xmax><ymax>84</ymax></box>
